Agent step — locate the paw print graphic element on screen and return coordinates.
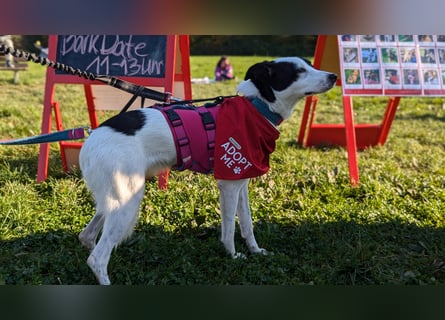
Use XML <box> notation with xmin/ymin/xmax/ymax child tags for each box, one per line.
<box><xmin>233</xmin><ymin>166</ymin><xmax>241</xmax><ymax>174</ymax></box>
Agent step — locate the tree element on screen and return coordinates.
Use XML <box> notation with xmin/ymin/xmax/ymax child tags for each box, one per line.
<box><xmin>190</xmin><ymin>35</ymin><xmax>317</xmax><ymax>56</ymax></box>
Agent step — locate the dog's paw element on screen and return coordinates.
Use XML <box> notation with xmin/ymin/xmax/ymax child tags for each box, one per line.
<box><xmin>252</xmin><ymin>248</ymin><xmax>273</xmax><ymax>256</ymax></box>
<box><xmin>231</xmin><ymin>252</ymin><xmax>247</xmax><ymax>259</ymax></box>
<box><xmin>248</xmin><ymin>246</ymin><xmax>268</xmax><ymax>254</ymax></box>
<box><xmin>258</xmin><ymin>248</ymin><xmax>269</xmax><ymax>255</ymax></box>
<box><xmin>87</xmin><ymin>255</ymin><xmax>111</xmax><ymax>285</ymax></box>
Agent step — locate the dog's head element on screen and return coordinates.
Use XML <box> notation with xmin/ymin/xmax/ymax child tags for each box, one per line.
<box><xmin>237</xmin><ymin>57</ymin><xmax>337</xmax><ymax>119</ymax></box>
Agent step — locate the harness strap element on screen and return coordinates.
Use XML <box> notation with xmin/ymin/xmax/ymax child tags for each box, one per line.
<box><xmin>197</xmin><ymin>108</ymin><xmax>216</xmax><ymax>170</ymax></box>
<box><xmin>163</xmin><ymin>108</ymin><xmax>192</xmax><ymax>170</ymax></box>
<box><xmin>158</xmin><ymin>104</ymin><xmax>218</xmax><ymax>172</ymax></box>
<box><xmin>163</xmin><ymin>95</ymin><xmax>237</xmax><ymax>106</ymax></box>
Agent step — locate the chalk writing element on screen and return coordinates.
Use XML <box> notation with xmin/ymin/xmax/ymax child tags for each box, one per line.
<box><xmin>56</xmin><ymin>35</ymin><xmax>166</xmax><ymax>77</ymax></box>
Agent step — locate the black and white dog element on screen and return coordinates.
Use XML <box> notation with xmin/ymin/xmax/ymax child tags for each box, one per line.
<box><xmin>79</xmin><ymin>57</ymin><xmax>337</xmax><ymax>284</ymax></box>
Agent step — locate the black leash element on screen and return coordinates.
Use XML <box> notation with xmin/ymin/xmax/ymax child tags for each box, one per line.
<box><xmin>161</xmin><ymin>95</ymin><xmax>239</xmax><ymax>106</ymax></box>
<box><xmin>0</xmin><ymin>44</ymin><xmax>171</xmax><ymax>108</ymax></box>
<box><xmin>0</xmin><ymin>44</ymin><xmax>237</xmax><ymax>113</ymax></box>
<box><xmin>0</xmin><ymin>45</ymin><xmax>240</xmax><ymax>146</ymax></box>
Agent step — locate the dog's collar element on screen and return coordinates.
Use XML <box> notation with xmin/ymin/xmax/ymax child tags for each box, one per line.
<box><xmin>249</xmin><ymin>97</ymin><xmax>283</xmax><ymax>126</ymax></box>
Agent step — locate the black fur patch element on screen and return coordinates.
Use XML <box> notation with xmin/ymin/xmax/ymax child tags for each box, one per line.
<box><xmin>244</xmin><ymin>61</ymin><xmax>300</xmax><ymax>102</ymax></box>
<box><xmin>99</xmin><ymin>110</ymin><xmax>146</xmax><ymax>136</ymax></box>
<box><xmin>269</xmin><ymin>61</ymin><xmax>300</xmax><ymax>91</ymax></box>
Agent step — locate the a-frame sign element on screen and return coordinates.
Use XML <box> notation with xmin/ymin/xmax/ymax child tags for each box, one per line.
<box><xmin>298</xmin><ymin>35</ymin><xmax>400</xmax><ymax>185</ymax></box>
<box><xmin>299</xmin><ymin>34</ymin><xmax>445</xmax><ymax>185</ymax></box>
<box><xmin>37</xmin><ymin>35</ymin><xmax>191</xmax><ymax>188</ymax></box>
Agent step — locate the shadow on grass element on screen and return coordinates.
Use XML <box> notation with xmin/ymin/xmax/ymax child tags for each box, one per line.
<box><xmin>1</xmin><ymin>218</ymin><xmax>444</xmax><ymax>285</ymax></box>
<box><xmin>395</xmin><ymin>112</ymin><xmax>445</xmax><ymax>123</ymax></box>
<box><xmin>0</xmin><ymin>150</ymin><xmax>77</xmax><ymax>184</ymax></box>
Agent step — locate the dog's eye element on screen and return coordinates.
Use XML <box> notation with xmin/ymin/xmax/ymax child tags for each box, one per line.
<box><xmin>296</xmin><ymin>67</ymin><xmax>306</xmax><ymax>73</ymax></box>
<box><xmin>302</xmin><ymin>58</ymin><xmax>313</xmax><ymax>66</ymax></box>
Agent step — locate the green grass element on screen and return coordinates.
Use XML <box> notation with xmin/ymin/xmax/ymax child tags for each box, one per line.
<box><xmin>0</xmin><ymin>56</ymin><xmax>445</xmax><ymax>285</ymax></box>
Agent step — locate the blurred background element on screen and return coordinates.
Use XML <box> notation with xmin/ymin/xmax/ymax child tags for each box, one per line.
<box><xmin>9</xmin><ymin>35</ymin><xmax>317</xmax><ymax>57</ymax></box>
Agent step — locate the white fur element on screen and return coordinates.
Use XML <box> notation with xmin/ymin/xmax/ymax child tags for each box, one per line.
<box><xmin>78</xmin><ymin>57</ymin><xmax>336</xmax><ymax>284</ymax></box>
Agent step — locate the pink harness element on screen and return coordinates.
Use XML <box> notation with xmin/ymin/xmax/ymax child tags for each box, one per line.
<box><xmin>156</xmin><ymin>102</ymin><xmax>220</xmax><ymax>173</ymax></box>
<box><xmin>156</xmin><ymin>96</ymin><xmax>281</xmax><ymax>179</ymax></box>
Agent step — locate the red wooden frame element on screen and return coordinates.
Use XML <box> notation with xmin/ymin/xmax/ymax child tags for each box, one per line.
<box><xmin>298</xmin><ymin>35</ymin><xmax>401</xmax><ymax>185</ymax></box>
<box><xmin>37</xmin><ymin>35</ymin><xmax>192</xmax><ymax>189</ymax></box>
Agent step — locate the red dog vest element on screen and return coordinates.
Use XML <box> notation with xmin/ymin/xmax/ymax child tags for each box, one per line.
<box><xmin>157</xmin><ymin>96</ymin><xmax>280</xmax><ymax>179</ymax></box>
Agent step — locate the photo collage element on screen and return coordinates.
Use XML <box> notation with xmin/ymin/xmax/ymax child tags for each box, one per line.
<box><xmin>339</xmin><ymin>35</ymin><xmax>445</xmax><ymax>96</ymax></box>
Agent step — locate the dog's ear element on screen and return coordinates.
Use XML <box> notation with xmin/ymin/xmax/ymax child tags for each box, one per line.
<box><xmin>244</xmin><ymin>61</ymin><xmax>276</xmax><ymax>102</ymax></box>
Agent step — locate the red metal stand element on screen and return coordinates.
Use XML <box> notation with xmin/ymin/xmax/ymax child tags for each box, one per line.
<box><xmin>37</xmin><ymin>35</ymin><xmax>191</xmax><ymax>190</ymax></box>
<box><xmin>298</xmin><ymin>35</ymin><xmax>401</xmax><ymax>185</ymax></box>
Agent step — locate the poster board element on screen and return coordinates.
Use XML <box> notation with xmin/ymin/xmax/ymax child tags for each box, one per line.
<box><xmin>339</xmin><ymin>35</ymin><xmax>445</xmax><ymax>96</ymax></box>
<box><xmin>302</xmin><ymin>35</ymin><xmax>445</xmax><ymax>185</ymax></box>
<box><xmin>37</xmin><ymin>35</ymin><xmax>191</xmax><ymax>182</ymax></box>
<box><xmin>300</xmin><ymin>35</ymin><xmax>411</xmax><ymax>185</ymax></box>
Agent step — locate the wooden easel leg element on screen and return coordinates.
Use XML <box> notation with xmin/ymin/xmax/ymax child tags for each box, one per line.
<box><xmin>84</xmin><ymin>84</ymin><xmax>99</xmax><ymax>129</ymax></box>
<box><xmin>51</xmin><ymin>101</ymin><xmax>70</xmax><ymax>172</ymax></box>
<box><xmin>37</xmin><ymin>111</ymin><xmax>52</xmax><ymax>182</ymax></box>
<box><xmin>52</xmin><ymin>101</ymin><xmax>63</xmax><ymax>131</ymax></box>
<box><xmin>343</xmin><ymin>96</ymin><xmax>360</xmax><ymax>186</ymax></box>
<box><xmin>158</xmin><ymin>170</ymin><xmax>169</xmax><ymax>190</ymax></box>
<box><xmin>37</xmin><ymin>145</ymin><xmax>50</xmax><ymax>182</ymax></box>
<box><xmin>298</xmin><ymin>96</ymin><xmax>318</xmax><ymax>146</ymax></box>
<box><xmin>378</xmin><ymin>96</ymin><xmax>400</xmax><ymax>145</ymax></box>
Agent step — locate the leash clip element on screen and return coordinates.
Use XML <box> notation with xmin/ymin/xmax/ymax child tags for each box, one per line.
<box><xmin>166</xmin><ymin>92</ymin><xmax>183</xmax><ymax>104</ymax></box>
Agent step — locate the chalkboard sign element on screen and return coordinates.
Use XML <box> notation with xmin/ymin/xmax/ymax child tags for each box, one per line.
<box><xmin>55</xmin><ymin>35</ymin><xmax>167</xmax><ymax>78</ymax></box>
<box><xmin>38</xmin><ymin>35</ymin><xmax>191</xmax><ymax>184</ymax></box>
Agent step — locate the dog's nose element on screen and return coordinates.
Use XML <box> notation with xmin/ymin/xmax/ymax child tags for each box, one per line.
<box><xmin>328</xmin><ymin>73</ymin><xmax>338</xmax><ymax>84</ymax></box>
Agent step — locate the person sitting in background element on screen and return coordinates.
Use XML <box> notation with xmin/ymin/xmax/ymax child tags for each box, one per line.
<box><xmin>215</xmin><ymin>55</ymin><xmax>234</xmax><ymax>81</ymax></box>
<box><xmin>0</xmin><ymin>35</ymin><xmax>15</xmax><ymax>68</ymax></box>
<box><xmin>34</xmin><ymin>40</ymin><xmax>48</xmax><ymax>59</ymax></box>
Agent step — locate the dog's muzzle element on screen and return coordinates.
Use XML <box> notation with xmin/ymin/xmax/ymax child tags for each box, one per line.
<box><xmin>305</xmin><ymin>73</ymin><xmax>338</xmax><ymax>96</ymax></box>
<box><xmin>328</xmin><ymin>73</ymin><xmax>338</xmax><ymax>86</ymax></box>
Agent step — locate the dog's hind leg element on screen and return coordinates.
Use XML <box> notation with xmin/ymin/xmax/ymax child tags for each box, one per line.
<box><xmin>79</xmin><ymin>211</ymin><xmax>105</xmax><ymax>252</ymax></box>
<box><xmin>236</xmin><ymin>183</ymin><xmax>268</xmax><ymax>255</ymax></box>
<box><xmin>86</xmin><ymin>173</ymin><xmax>146</xmax><ymax>285</ymax></box>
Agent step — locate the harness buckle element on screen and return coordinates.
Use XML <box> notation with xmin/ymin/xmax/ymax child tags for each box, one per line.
<box><xmin>177</xmin><ymin>137</ymin><xmax>189</xmax><ymax>147</ymax></box>
<box><xmin>171</xmin><ymin>118</ymin><xmax>182</xmax><ymax>127</ymax></box>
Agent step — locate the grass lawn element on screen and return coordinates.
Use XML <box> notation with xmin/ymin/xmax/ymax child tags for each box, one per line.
<box><xmin>0</xmin><ymin>56</ymin><xmax>444</xmax><ymax>285</ymax></box>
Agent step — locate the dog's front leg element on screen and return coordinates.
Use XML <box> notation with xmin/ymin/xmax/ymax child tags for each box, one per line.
<box><xmin>237</xmin><ymin>182</ymin><xmax>268</xmax><ymax>255</ymax></box>
<box><xmin>217</xmin><ymin>179</ymin><xmax>248</xmax><ymax>258</ymax></box>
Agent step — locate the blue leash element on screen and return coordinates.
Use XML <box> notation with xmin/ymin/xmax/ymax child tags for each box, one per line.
<box><xmin>0</xmin><ymin>127</ymin><xmax>88</xmax><ymax>145</ymax></box>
